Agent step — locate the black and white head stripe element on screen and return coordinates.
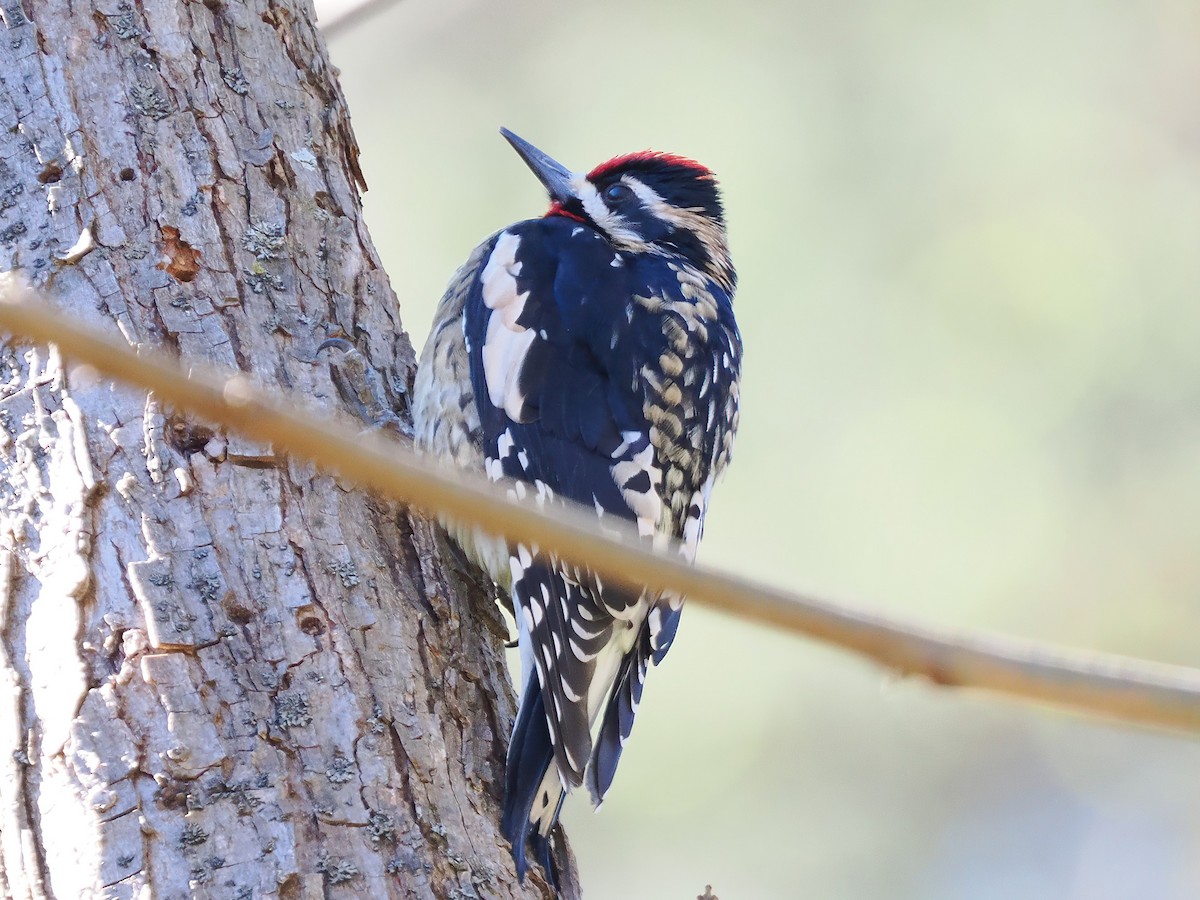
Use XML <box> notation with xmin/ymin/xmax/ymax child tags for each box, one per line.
<box><xmin>587</xmin><ymin>150</ymin><xmax>726</xmax><ymax>227</ymax></box>
<box><xmin>540</xmin><ymin>150</ymin><xmax>735</xmax><ymax>292</ymax></box>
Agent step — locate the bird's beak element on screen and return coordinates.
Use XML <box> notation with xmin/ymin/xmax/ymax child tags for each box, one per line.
<box><xmin>500</xmin><ymin>128</ymin><xmax>576</xmax><ymax>205</ymax></box>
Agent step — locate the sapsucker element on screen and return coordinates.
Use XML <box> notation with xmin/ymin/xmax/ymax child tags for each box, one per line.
<box><xmin>411</xmin><ymin>129</ymin><xmax>741</xmax><ymax>883</ymax></box>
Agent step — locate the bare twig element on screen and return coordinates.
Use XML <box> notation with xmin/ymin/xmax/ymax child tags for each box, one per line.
<box><xmin>3</xmin><ymin>282</ymin><xmax>1200</xmax><ymax>733</ymax></box>
<box><xmin>320</xmin><ymin>0</ymin><xmax>406</xmax><ymax>40</ymax></box>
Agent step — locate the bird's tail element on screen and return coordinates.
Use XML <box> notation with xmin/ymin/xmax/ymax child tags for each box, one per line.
<box><xmin>586</xmin><ymin>622</ymin><xmax>652</xmax><ymax>804</ymax></box>
<box><xmin>501</xmin><ymin>675</ymin><xmax>565</xmax><ymax>884</ymax></box>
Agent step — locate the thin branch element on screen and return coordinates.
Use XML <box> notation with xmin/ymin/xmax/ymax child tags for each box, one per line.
<box><xmin>320</xmin><ymin>0</ymin><xmax>406</xmax><ymax>40</ymax></box>
<box><xmin>3</xmin><ymin>281</ymin><xmax>1200</xmax><ymax>734</ymax></box>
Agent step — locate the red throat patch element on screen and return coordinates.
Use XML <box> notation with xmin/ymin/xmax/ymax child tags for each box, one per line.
<box><xmin>545</xmin><ymin>201</ymin><xmax>586</xmax><ymax>223</ymax></box>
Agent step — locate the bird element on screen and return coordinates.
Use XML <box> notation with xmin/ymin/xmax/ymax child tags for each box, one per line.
<box><xmin>411</xmin><ymin>128</ymin><xmax>741</xmax><ymax>884</ymax></box>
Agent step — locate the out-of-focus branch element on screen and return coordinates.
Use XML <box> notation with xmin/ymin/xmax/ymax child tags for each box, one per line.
<box><xmin>4</xmin><ymin>280</ymin><xmax>1200</xmax><ymax>733</ymax></box>
<box><xmin>320</xmin><ymin>0</ymin><xmax>405</xmax><ymax>40</ymax></box>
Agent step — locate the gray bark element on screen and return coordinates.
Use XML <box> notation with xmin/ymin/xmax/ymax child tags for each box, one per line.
<box><xmin>0</xmin><ymin>1</ymin><xmax>575</xmax><ymax>897</ymax></box>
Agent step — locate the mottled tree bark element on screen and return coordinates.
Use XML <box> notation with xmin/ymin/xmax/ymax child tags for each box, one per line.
<box><xmin>0</xmin><ymin>2</ymin><xmax>575</xmax><ymax>897</ymax></box>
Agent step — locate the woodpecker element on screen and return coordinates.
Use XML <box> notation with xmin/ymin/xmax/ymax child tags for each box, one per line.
<box><xmin>411</xmin><ymin>129</ymin><xmax>741</xmax><ymax>883</ymax></box>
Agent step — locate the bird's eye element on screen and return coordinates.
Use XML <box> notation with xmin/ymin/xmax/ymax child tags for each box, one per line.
<box><xmin>603</xmin><ymin>183</ymin><xmax>631</xmax><ymax>204</ymax></box>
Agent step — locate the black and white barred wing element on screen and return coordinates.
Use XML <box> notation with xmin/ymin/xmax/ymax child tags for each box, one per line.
<box><xmin>462</xmin><ymin>222</ymin><xmax>652</xmax><ymax>787</ymax></box>
<box><xmin>462</xmin><ymin>219</ymin><xmax>741</xmax><ymax>857</ymax></box>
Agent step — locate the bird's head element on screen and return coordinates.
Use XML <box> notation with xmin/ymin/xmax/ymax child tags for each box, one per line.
<box><xmin>500</xmin><ymin>128</ymin><xmax>735</xmax><ymax>293</ymax></box>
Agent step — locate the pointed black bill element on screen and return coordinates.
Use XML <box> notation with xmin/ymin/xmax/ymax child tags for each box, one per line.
<box><xmin>500</xmin><ymin>128</ymin><xmax>576</xmax><ymax>205</ymax></box>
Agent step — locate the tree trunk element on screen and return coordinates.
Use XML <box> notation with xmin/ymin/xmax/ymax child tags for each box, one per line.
<box><xmin>0</xmin><ymin>1</ymin><xmax>576</xmax><ymax>897</ymax></box>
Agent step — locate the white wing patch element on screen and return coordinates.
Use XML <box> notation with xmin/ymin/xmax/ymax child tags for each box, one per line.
<box><xmin>481</xmin><ymin>231</ymin><xmax>538</xmax><ymax>420</ymax></box>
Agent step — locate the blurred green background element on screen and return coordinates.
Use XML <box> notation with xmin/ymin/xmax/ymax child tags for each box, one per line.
<box><xmin>318</xmin><ymin>1</ymin><xmax>1200</xmax><ymax>896</ymax></box>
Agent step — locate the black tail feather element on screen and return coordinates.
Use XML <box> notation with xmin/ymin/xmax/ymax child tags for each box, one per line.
<box><xmin>528</xmin><ymin>814</ymin><xmax>563</xmax><ymax>890</ymax></box>
<box><xmin>502</xmin><ymin>676</ymin><xmax>562</xmax><ymax>883</ymax></box>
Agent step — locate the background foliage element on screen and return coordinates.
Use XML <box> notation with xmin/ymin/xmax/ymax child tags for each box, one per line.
<box><xmin>319</xmin><ymin>1</ymin><xmax>1200</xmax><ymax>896</ymax></box>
